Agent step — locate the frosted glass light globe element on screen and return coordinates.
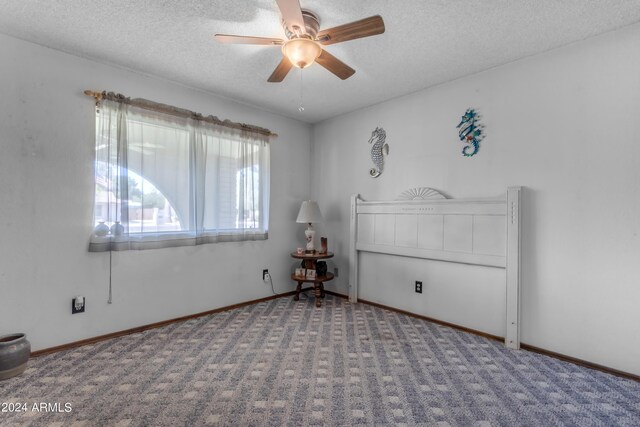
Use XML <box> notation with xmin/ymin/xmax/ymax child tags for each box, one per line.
<box><xmin>282</xmin><ymin>38</ymin><xmax>322</xmax><ymax>69</ymax></box>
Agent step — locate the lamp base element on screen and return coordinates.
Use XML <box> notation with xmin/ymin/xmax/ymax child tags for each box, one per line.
<box><xmin>305</xmin><ymin>224</ymin><xmax>315</xmax><ymax>253</ymax></box>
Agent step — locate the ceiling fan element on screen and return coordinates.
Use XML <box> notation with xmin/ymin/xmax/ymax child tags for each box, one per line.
<box><xmin>214</xmin><ymin>0</ymin><xmax>385</xmax><ymax>82</ymax></box>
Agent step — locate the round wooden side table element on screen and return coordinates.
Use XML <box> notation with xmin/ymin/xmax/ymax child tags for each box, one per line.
<box><xmin>290</xmin><ymin>251</ymin><xmax>334</xmax><ymax>307</ymax></box>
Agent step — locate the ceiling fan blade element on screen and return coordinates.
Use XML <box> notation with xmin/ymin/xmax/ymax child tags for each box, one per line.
<box><xmin>317</xmin><ymin>15</ymin><xmax>385</xmax><ymax>45</ymax></box>
<box><xmin>315</xmin><ymin>50</ymin><xmax>355</xmax><ymax>80</ymax></box>
<box><xmin>275</xmin><ymin>0</ymin><xmax>306</xmax><ymax>35</ymax></box>
<box><xmin>214</xmin><ymin>34</ymin><xmax>283</xmax><ymax>45</ymax></box>
<box><xmin>268</xmin><ymin>57</ymin><xmax>293</xmax><ymax>82</ymax></box>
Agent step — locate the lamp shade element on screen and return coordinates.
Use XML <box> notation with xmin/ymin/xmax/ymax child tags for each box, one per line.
<box><xmin>296</xmin><ymin>201</ymin><xmax>323</xmax><ymax>224</ymax></box>
<box><xmin>282</xmin><ymin>39</ymin><xmax>322</xmax><ymax>69</ymax></box>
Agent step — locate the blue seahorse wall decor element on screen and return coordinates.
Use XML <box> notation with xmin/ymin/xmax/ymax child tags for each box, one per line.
<box><xmin>456</xmin><ymin>108</ymin><xmax>484</xmax><ymax>157</ymax></box>
<box><xmin>368</xmin><ymin>127</ymin><xmax>388</xmax><ymax>178</ymax></box>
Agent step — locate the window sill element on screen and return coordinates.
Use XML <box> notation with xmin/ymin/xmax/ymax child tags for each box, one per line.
<box><xmin>88</xmin><ymin>230</ymin><xmax>268</xmax><ymax>252</ymax></box>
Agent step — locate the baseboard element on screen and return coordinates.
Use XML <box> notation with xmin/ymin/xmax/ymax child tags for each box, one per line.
<box><xmin>520</xmin><ymin>343</ymin><xmax>639</xmax><ymax>382</ymax></box>
<box><xmin>351</xmin><ymin>294</ymin><xmax>504</xmax><ymax>343</ymax></box>
<box><xmin>31</xmin><ymin>289</ymin><xmax>305</xmax><ymax>357</ymax></box>
<box><xmin>324</xmin><ymin>290</ymin><xmax>348</xmax><ymax>299</ymax></box>
<box><xmin>31</xmin><ymin>289</ymin><xmax>639</xmax><ymax>382</ymax></box>
<box><xmin>325</xmin><ymin>290</ymin><xmax>639</xmax><ymax>383</ymax></box>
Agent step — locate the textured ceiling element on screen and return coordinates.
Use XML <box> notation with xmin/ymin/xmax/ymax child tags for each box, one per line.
<box><xmin>1</xmin><ymin>0</ymin><xmax>640</xmax><ymax>123</ymax></box>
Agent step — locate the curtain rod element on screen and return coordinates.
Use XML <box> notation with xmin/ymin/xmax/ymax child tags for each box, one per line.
<box><xmin>84</xmin><ymin>90</ymin><xmax>277</xmax><ymax>137</ymax></box>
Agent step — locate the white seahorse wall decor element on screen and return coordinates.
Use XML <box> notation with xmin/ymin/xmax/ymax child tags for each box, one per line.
<box><xmin>368</xmin><ymin>127</ymin><xmax>388</xmax><ymax>178</ymax></box>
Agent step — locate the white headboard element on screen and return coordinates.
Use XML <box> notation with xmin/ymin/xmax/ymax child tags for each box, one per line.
<box><xmin>349</xmin><ymin>187</ymin><xmax>522</xmax><ymax>349</ymax></box>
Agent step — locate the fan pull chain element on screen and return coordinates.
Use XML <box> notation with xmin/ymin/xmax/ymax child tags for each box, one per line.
<box><xmin>298</xmin><ymin>69</ymin><xmax>304</xmax><ymax>113</ymax></box>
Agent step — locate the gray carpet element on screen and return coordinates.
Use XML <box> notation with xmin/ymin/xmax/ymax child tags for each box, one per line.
<box><xmin>1</xmin><ymin>295</ymin><xmax>639</xmax><ymax>426</ymax></box>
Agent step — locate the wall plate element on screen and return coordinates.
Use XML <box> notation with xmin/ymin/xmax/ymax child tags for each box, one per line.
<box><xmin>415</xmin><ymin>281</ymin><xmax>422</xmax><ymax>294</ymax></box>
<box><xmin>72</xmin><ymin>298</ymin><xmax>85</xmax><ymax>314</ymax></box>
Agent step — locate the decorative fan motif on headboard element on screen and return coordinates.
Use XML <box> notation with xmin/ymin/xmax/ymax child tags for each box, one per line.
<box><xmin>396</xmin><ymin>187</ymin><xmax>446</xmax><ymax>200</ymax></box>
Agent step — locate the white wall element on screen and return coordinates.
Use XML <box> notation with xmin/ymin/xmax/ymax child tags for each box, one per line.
<box><xmin>311</xmin><ymin>24</ymin><xmax>640</xmax><ymax>375</ymax></box>
<box><xmin>0</xmin><ymin>33</ymin><xmax>312</xmax><ymax>351</ymax></box>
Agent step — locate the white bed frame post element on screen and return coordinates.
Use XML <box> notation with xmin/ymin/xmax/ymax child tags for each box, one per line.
<box><xmin>505</xmin><ymin>186</ymin><xmax>522</xmax><ymax>349</ymax></box>
<box><xmin>349</xmin><ymin>194</ymin><xmax>360</xmax><ymax>303</ymax></box>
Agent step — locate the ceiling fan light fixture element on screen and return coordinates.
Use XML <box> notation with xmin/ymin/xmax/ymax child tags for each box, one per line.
<box><xmin>282</xmin><ymin>38</ymin><xmax>322</xmax><ymax>69</ymax></box>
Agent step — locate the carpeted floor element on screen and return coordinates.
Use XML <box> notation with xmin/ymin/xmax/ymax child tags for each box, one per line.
<box><xmin>1</xmin><ymin>295</ymin><xmax>639</xmax><ymax>426</ymax></box>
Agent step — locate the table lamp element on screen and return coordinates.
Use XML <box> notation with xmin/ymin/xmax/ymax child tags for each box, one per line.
<box><xmin>296</xmin><ymin>200</ymin><xmax>323</xmax><ymax>253</ymax></box>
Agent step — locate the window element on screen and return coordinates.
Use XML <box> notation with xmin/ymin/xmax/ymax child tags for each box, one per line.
<box><xmin>89</xmin><ymin>99</ymin><xmax>269</xmax><ymax>251</ymax></box>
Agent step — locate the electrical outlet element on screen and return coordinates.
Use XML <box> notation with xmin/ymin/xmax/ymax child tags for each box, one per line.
<box><xmin>72</xmin><ymin>297</ymin><xmax>85</xmax><ymax>314</ymax></box>
<box><xmin>415</xmin><ymin>281</ymin><xmax>422</xmax><ymax>294</ymax></box>
<box><xmin>262</xmin><ymin>269</ymin><xmax>269</xmax><ymax>281</ymax></box>
<box><xmin>334</xmin><ymin>267</ymin><xmax>339</xmax><ymax>277</ymax></box>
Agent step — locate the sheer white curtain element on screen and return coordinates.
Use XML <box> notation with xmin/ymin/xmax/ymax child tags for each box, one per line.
<box><xmin>89</xmin><ymin>100</ymin><xmax>269</xmax><ymax>252</ymax></box>
<box><xmin>195</xmin><ymin>123</ymin><xmax>270</xmax><ymax>244</ymax></box>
